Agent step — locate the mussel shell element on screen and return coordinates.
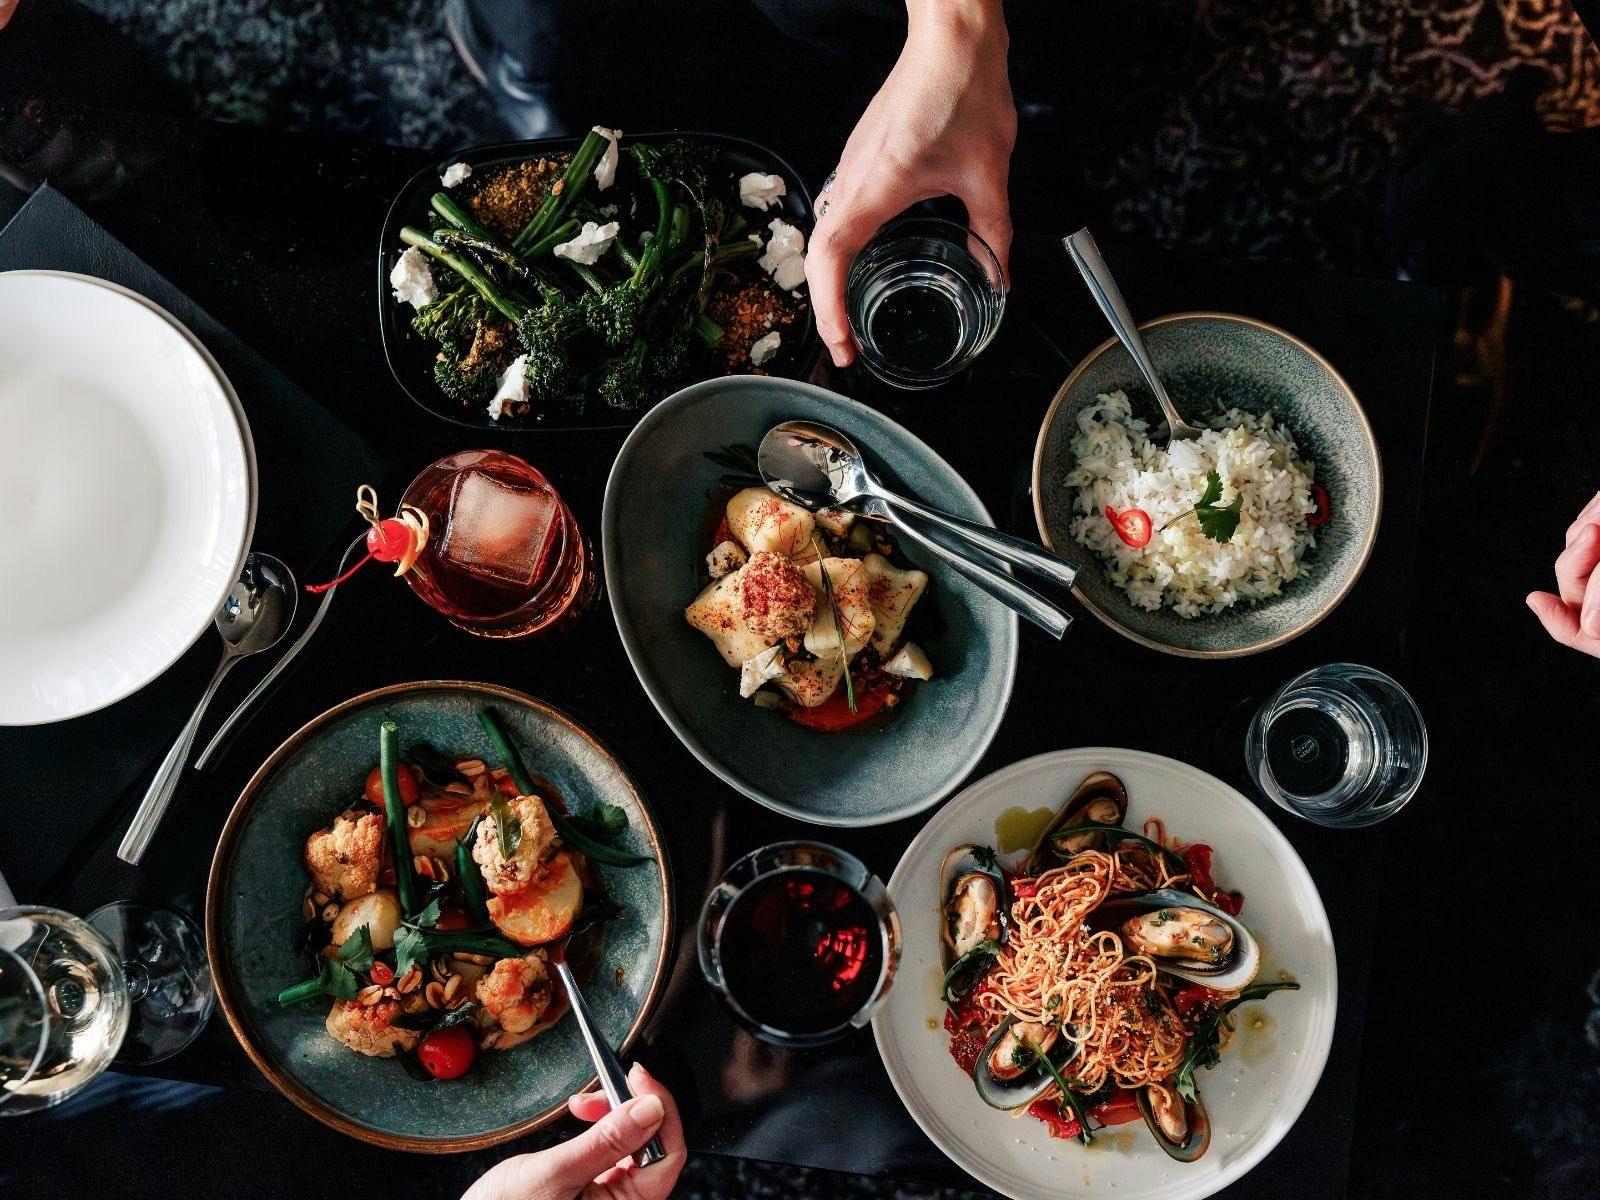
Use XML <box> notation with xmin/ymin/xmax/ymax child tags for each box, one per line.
<box><xmin>1024</xmin><ymin>771</ymin><xmax>1129</xmax><ymax>873</ymax></box>
<box><xmin>1098</xmin><ymin>888</ymin><xmax>1262</xmax><ymax>992</ymax></box>
<box><xmin>939</xmin><ymin>843</ymin><xmax>1008</xmax><ymax>968</ymax></box>
<box><xmin>1136</xmin><ymin>1082</ymin><xmax>1212</xmax><ymax>1162</ymax></box>
<box><xmin>970</xmin><ymin>1015</ymin><xmax>1081</xmax><ymax>1110</ymax></box>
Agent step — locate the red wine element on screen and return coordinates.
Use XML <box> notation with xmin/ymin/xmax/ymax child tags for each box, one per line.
<box><xmin>718</xmin><ymin>869</ymin><xmax>882</xmax><ymax>1035</ymax></box>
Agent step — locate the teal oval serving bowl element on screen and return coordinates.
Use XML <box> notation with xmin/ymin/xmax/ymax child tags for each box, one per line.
<box><xmin>1033</xmin><ymin>313</ymin><xmax>1382</xmax><ymax>658</ymax></box>
<box><xmin>603</xmin><ymin>375</ymin><xmax>1019</xmax><ymax>827</ymax></box>
<box><xmin>205</xmin><ymin>681</ymin><xmax>673</xmax><ymax>1152</ymax></box>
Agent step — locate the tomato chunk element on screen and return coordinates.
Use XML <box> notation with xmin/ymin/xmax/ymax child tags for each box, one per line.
<box><xmin>418</xmin><ymin>1025</ymin><xmax>476</xmax><ymax>1079</ymax></box>
<box><xmin>787</xmin><ymin>682</ymin><xmax>891</xmax><ymax>733</ymax></box>
<box><xmin>365</xmin><ymin>764</ymin><xmax>419</xmax><ymax>808</ymax></box>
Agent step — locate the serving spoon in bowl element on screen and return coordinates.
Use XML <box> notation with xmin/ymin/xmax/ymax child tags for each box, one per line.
<box><xmin>1064</xmin><ymin>227</ymin><xmax>1204</xmax><ymax>443</ymax></box>
<box><xmin>757</xmin><ymin>420</ymin><xmax>1076</xmax><ymax>639</ymax></box>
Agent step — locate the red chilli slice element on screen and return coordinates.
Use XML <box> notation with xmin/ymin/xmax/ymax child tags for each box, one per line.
<box><xmin>1105</xmin><ymin>505</ymin><xmax>1153</xmax><ymax>549</ymax></box>
<box><xmin>1308</xmin><ymin>483</ymin><xmax>1331</xmax><ymax>527</ymax></box>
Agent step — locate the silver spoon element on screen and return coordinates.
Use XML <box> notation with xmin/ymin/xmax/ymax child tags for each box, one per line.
<box><xmin>757</xmin><ymin>420</ymin><xmax>1076</xmax><ymax>639</ymax></box>
<box><xmin>553</xmin><ymin>960</ymin><xmax>665</xmax><ymax>1168</ymax></box>
<box><xmin>195</xmin><ymin>534</ymin><xmax>363</xmax><ymax>772</ymax></box>
<box><xmin>1063</xmin><ymin>228</ymin><xmax>1204</xmax><ymax>442</ymax></box>
<box><xmin>118</xmin><ymin>553</ymin><xmax>297</xmax><ymax>865</ymax></box>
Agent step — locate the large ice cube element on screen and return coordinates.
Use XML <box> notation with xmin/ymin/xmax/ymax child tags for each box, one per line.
<box><xmin>437</xmin><ymin>470</ymin><xmax>558</xmax><ymax>589</ymax></box>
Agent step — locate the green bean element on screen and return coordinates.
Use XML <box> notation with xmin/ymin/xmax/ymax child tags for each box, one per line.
<box><xmin>380</xmin><ymin>721</ymin><xmax>420</xmax><ymax>915</ymax></box>
<box><xmin>474</xmin><ymin>704</ymin><xmax>651</xmax><ymax>868</ymax></box>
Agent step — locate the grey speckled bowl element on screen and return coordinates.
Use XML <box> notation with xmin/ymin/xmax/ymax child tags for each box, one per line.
<box><xmin>205</xmin><ymin>681</ymin><xmax>672</xmax><ymax>1152</ymax></box>
<box><xmin>603</xmin><ymin>375</ymin><xmax>1019</xmax><ymax>827</ymax></box>
<box><xmin>1033</xmin><ymin>312</ymin><xmax>1382</xmax><ymax>658</ymax></box>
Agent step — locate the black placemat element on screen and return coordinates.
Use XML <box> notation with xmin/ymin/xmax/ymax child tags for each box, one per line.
<box><xmin>0</xmin><ymin>183</ymin><xmax>393</xmax><ymax>901</ymax></box>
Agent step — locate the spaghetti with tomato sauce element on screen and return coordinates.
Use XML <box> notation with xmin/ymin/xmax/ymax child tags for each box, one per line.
<box><xmin>944</xmin><ymin>820</ymin><xmax>1246</xmax><ymax>1141</ymax></box>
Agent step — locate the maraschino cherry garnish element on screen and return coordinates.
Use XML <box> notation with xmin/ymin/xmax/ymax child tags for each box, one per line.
<box><xmin>306</xmin><ymin>484</ymin><xmax>431</xmax><ymax>593</ymax></box>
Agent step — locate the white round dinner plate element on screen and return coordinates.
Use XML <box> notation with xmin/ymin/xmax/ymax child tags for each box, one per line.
<box><xmin>0</xmin><ymin>271</ymin><xmax>255</xmax><ymax>725</ymax></box>
<box><xmin>873</xmin><ymin>747</ymin><xmax>1337</xmax><ymax>1200</ymax></box>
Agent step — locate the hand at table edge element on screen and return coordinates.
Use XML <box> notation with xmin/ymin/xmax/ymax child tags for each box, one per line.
<box><xmin>1527</xmin><ymin>490</ymin><xmax>1600</xmax><ymax>659</ymax></box>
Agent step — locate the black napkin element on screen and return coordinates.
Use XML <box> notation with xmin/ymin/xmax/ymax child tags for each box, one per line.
<box><xmin>0</xmin><ymin>183</ymin><xmax>391</xmax><ymax>901</ymax></box>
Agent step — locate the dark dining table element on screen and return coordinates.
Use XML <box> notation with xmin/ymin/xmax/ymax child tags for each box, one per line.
<box><xmin>1</xmin><ymin>111</ymin><xmax>1596</xmax><ymax>1200</ymax></box>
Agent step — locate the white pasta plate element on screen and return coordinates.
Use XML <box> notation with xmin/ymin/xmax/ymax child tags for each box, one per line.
<box><xmin>873</xmin><ymin>747</ymin><xmax>1337</xmax><ymax>1200</ymax></box>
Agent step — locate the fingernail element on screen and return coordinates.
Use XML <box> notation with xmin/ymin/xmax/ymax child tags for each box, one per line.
<box><xmin>1584</xmin><ymin>607</ymin><xmax>1600</xmax><ymax>638</ymax></box>
<box><xmin>628</xmin><ymin>1062</ymin><xmax>652</xmax><ymax>1085</ymax></box>
<box><xmin>1525</xmin><ymin>593</ymin><xmax>1540</xmax><ymax>612</ymax></box>
<box><xmin>628</xmin><ymin>1093</ymin><xmax>664</xmax><ymax>1127</ymax></box>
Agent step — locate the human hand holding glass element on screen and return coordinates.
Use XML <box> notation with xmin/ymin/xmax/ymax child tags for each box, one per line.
<box><xmin>806</xmin><ymin>0</ymin><xmax>1015</xmax><ymax>368</ymax></box>
<box><xmin>460</xmin><ymin>1064</ymin><xmax>685</xmax><ymax>1200</ymax></box>
<box><xmin>1526</xmin><ymin>490</ymin><xmax>1600</xmax><ymax>659</ymax></box>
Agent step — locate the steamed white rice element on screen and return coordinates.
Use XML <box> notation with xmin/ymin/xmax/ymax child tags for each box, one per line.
<box><xmin>1064</xmin><ymin>390</ymin><xmax>1319</xmax><ymax>618</ymax></box>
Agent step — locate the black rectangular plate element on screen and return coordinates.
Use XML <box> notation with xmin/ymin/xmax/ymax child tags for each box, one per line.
<box><xmin>377</xmin><ymin>131</ymin><xmax>819</xmax><ymax>434</ymax></box>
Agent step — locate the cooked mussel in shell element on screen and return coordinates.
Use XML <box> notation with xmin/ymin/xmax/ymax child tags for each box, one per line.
<box><xmin>946</xmin><ymin>871</ymin><xmax>1001</xmax><ymax>959</ymax></box>
<box><xmin>971</xmin><ymin>1015</ymin><xmax>1080</xmax><ymax>1109</ymax></box>
<box><xmin>1025</xmin><ymin>771</ymin><xmax>1129</xmax><ymax>871</ymax></box>
<box><xmin>1120</xmin><ymin>907</ymin><xmax>1234</xmax><ymax>965</ymax></box>
<box><xmin>1137</xmin><ymin>1079</ymin><xmax>1211</xmax><ymax>1161</ymax></box>
<box><xmin>938</xmin><ymin>844</ymin><xmax>1009</xmax><ymax>1001</ymax></box>
<box><xmin>1099</xmin><ymin>888</ymin><xmax>1261</xmax><ymax>991</ymax></box>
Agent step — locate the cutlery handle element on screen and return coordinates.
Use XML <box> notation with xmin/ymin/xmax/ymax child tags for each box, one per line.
<box><xmin>876</xmin><ymin>491</ymin><xmax>1078</xmax><ymax>591</ymax></box>
<box><xmin>886</xmin><ymin>510</ymin><xmax>1072</xmax><ymax>639</ymax></box>
<box><xmin>195</xmin><ymin>536</ymin><xmax>359</xmax><ymax>772</ymax></box>
<box><xmin>118</xmin><ymin>655</ymin><xmax>236</xmax><ymax>865</ymax></box>
<box><xmin>1063</xmin><ymin>228</ymin><xmax>1191</xmax><ymax>437</ymax></box>
<box><xmin>554</xmin><ymin>962</ymin><xmax>665</xmax><ymax>1168</ymax></box>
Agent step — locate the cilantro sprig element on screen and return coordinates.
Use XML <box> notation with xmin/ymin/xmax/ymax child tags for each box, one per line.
<box><xmin>1163</xmin><ymin>470</ymin><xmax>1242</xmax><ymax>543</ymax></box>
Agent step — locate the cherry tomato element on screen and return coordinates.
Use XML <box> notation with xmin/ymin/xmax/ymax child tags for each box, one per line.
<box><xmin>365</xmin><ymin>764</ymin><xmax>420</xmax><ymax>808</ymax></box>
<box><xmin>1307</xmin><ymin>483</ymin><xmax>1331</xmax><ymax>527</ymax></box>
<box><xmin>1182</xmin><ymin>844</ymin><xmax>1243</xmax><ymax>913</ymax></box>
<box><xmin>1105</xmin><ymin>505</ymin><xmax>1153</xmax><ymax>549</ymax></box>
<box><xmin>495</xmin><ymin>774</ymin><xmax>521</xmax><ymax>797</ymax></box>
<box><xmin>366</xmin><ymin>516</ymin><xmax>415</xmax><ymax>563</ymax></box>
<box><xmin>418</xmin><ymin>1025</ymin><xmax>476</xmax><ymax>1080</ymax></box>
<box><xmin>1009</xmin><ymin>879</ymin><xmax>1040</xmax><ymax>900</ymax></box>
<box><xmin>787</xmin><ymin>682</ymin><xmax>891</xmax><ymax>733</ymax></box>
<box><xmin>369</xmin><ymin>961</ymin><xmax>395</xmax><ymax>986</ymax></box>
<box><xmin>434</xmin><ymin>908</ymin><xmax>472</xmax><ymax>931</ymax></box>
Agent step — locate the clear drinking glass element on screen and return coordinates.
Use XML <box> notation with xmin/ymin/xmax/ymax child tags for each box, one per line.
<box><xmin>845</xmin><ymin>216</ymin><xmax>1006</xmax><ymax>388</ymax></box>
<box><xmin>398</xmin><ymin>449</ymin><xmax>598</xmax><ymax>638</ymax></box>
<box><xmin>0</xmin><ymin>907</ymin><xmax>128</xmax><ymax>1114</ymax></box>
<box><xmin>1244</xmin><ymin>663</ymin><xmax>1428</xmax><ymax>828</ymax></box>
<box><xmin>0</xmin><ymin>902</ymin><xmax>214</xmax><ymax>1114</ymax></box>
<box><xmin>696</xmin><ymin>842</ymin><xmax>900</xmax><ymax>1048</ymax></box>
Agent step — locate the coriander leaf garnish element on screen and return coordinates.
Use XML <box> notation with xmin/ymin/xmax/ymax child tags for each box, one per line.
<box><xmin>1162</xmin><ymin>470</ymin><xmax>1243</xmax><ymax>543</ymax></box>
<box><xmin>335</xmin><ymin>925</ymin><xmax>375</xmax><ymax>972</ymax></box>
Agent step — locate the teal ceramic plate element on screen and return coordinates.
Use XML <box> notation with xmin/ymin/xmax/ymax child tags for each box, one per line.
<box><xmin>603</xmin><ymin>375</ymin><xmax>1020</xmax><ymax>827</ymax></box>
<box><xmin>1032</xmin><ymin>312</ymin><xmax>1382</xmax><ymax>658</ymax></box>
<box><xmin>205</xmin><ymin>681</ymin><xmax>673</xmax><ymax>1152</ymax></box>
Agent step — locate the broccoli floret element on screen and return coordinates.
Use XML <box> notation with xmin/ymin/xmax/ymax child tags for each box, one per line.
<box><xmin>432</xmin><ymin>354</ymin><xmax>500</xmax><ymax>407</ymax></box>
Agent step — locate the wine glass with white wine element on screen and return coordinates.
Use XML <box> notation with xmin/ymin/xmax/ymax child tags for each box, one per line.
<box><xmin>0</xmin><ymin>903</ymin><xmax>214</xmax><ymax>1114</ymax></box>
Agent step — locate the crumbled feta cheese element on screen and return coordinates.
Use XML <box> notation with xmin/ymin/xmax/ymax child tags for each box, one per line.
<box><xmin>439</xmin><ymin>161</ymin><xmax>472</xmax><ymax>188</ymax></box>
<box><xmin>749</xmin><ymin>331</ymin><xmax>782</xmax><ymax>367</ymax></box>
<box><xmin>706</xmin><ymin>539</ymin><xmax>747</xmax><ymax>579</ymax></box>
<box><xmin>738</xmin><ymin>172</ymin><xmax>787</xmax><ymax>211</ymax></box>
<box><xmin>748</xmin><ymin>233</ymin><xmax>763</xmax><ymax>244</ymax></box>
<box><xmin>553</xmin><ymin>220</ymin><xmax>620</xmax><ymax>265</ymax></box>
<box><xmin>598</xmin><ymin>203</ymin><xmax>620</xmax><ymax>217</ymax></box>
<box><xmin>758</xmin><ymin>218</ymin><xmax>807</xmax><ymax>291</ymax></box>
<box><xmin>884</xmin><ymin>642</ymin><xmax>934</xmax><ymax>681</ymax></box>
<box><xmin>815</xmin><ymin>507</ymin><xmax>856</xmax><ymax>538</ymax></box>
<box><xmin>389</xmin><ymin>247</ymin><xmax>436</xmax><ymax>309</ymax></box>
<box><xmin>592</xmin><ymin>127</ymin><xmax>622</xmax><ymax>190</ymax></box>
<box><xmin>486</xmin><ymin>354</ymin><xmax>529</xmax><ymax>421</ymax></box>
<box><xmin>739</xmin><ymin>645</ymin><xmax>787</xmax><ymax>698</ymax></box>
